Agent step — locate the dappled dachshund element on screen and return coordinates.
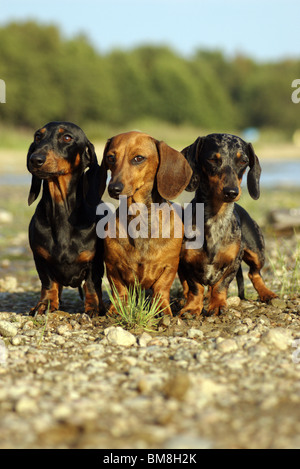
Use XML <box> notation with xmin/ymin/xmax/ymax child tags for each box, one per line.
<box><xmin>101</xmin><ymin>131</ymin><xmax>192</xmax><ymax>316</ymax></box>
<box><xmin>27</xmin><ymin>121</ymin><xmax>106</xmax><ymax>317</ymax></box>
<box><xmin>179</xmin><ymin>133</ymin><xmax>277</xmax><ymax>316</ymax></box>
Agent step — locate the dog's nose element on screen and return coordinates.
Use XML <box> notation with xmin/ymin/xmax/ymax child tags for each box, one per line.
<box><xmin>223</xmin><ymin>186</ymin><xmax>239</xmax><ymax>201</ymax></box>
<box><xmin>108</xmin><ymin>181</ymin><xmax>124</xmax><ymax>198</ymax></box>
<box><xmin>30</xmin><ymin>153</ymin><xmax>46</xmax><ymax>168</ymax></box>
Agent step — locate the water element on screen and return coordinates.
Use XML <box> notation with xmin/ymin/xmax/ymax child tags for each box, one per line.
<box><xmin>260</xmin><ymin>160</ymin><xmax>300</xmax><ymax>188</ymax></box>
<box><xmin>0</xmin><ymin>174</ymin><xmax>31</xmax><ymax>185</ymax></box>
<box><xmin>0</xmin><ymin>160</ymin><xmax>299</xmax><ymax>188</ymax></box>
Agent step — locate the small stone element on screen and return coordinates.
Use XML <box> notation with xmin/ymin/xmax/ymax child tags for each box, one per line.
<box><xmin>104</xmin><ymin>326</ymin><xmax>136</xmax><ymax>347</ymax></box>
<box><xmin>53</xmin><ymin>334</ymin><xmax>65</xmax><ymax>345</ymax></box>
<box><xmin>85</xmin><ymin>343</ymin><xmax>105</xmax><ymax>356</ymax></box>
<box><xmin>148</xmin><ymin>337</ymin><xmax>169</xmax><ymax>347</ymax></box>
<box><xmin>163</xmin><ymin>373</ymin><xmax>190</xmax><ymax>400</ymax></box>
<box><xmin>137</xmin><ymin>378</ymin><xmax>151</xmax><ymax>394</ymax></box>
<box><xmin>227</xmin><ymin>296</ymin><xmax>241</xmax><ymax>308</ymax></box>
<box><xmin>138</xmin><ymin>332</ymin><xmax>152</xmax><ymax>347</ymax></box>
<box><xmin>0</xmin><ymin>276</ymin><xmax>17</xmax><ymax>292</ymax></box>
<box><xmin>0</xmin><ymin>320</ymin><xmax>18</xmax><ymax>338</ymax></box>
<box><xmin>261</xmin><ymin>328</ymin><xmax>293</xmax><ymax>351</ymax></box>
<box><xmin>216</xmin><ymin>338</ymin><xmax>238</xmax><ymax>354</ymax></box>
<box><xmin>56</xmin><ymin>324</ymin><xmax>72</xmax><ymax>336</ymax></box>
<box><xmin>11</xmin><ymin>335</ymin><xmax>22</xmax><ymax>346</ymax></box>
<box><xmin>270</xmin><ymin>298</ymin><xmax>287</xmax><ymax>309</ymax></box>
<box><xmin>187</xmin><ymin>328</ymin><xmax>204</xmax><ymax>340</ymax></box>
<box><xmin>15</xmin><ymin>397</ymin><xmax>38</xmax><ymax>414</ymax></box>
<box><xmin>22</xmin><ymin>321</ymin><xmax>34</xmax><ymax>331</ymax></box>
<box><xmin>176</xmin><ymin>318</ymin><xmax>185</xmax><ymax>327</ymax></box>
<box><xmin>52</xmin><ymin>403</ymin><xmax>72</xmax><ymax>420</ymax></box>
<box><xmin>160</xmin><ymin>315</ymin><xmax>171</xmax><ymax>327</ymax></box>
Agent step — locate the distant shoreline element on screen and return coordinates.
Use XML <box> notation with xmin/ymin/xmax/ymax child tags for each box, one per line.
<box><xmin>0</xmin><ymin>143</ymin><xmax>300</xmax><ymax>175</ymax></box>
<box><xmin>256</xmin><ymin>144</ymin><xmax>300</xmax><ymax>160</ymax></box>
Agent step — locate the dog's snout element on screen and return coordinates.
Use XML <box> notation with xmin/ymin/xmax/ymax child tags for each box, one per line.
<box><xmin>108</xmin><ymin>181</ymin><xmax>124</xmax><ymax>198</ymax></box>
<box><xmin>223</xmin><ymin>186</ymin><xmax>239</xmax><ymax>201</ymax></box>
<box><xmin>30</xmin><ymin>153</ymin><xmax>46</xmax><ymax>168</ymax></box>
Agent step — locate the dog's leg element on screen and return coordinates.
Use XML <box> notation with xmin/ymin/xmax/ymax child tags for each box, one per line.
<box><xmin>30</xmin><ymin>281</ymin><xmax>61</xmax><ymax>316</ymax></box>
<box><xmin>243</xmin><ymin>248</ymin><xmax>277</xmax><ymax>302</ymax></box>
<box><xmin>179</xmin><ymin>281</ymin><xmax>205</xmax><ymax>317</ymax></box>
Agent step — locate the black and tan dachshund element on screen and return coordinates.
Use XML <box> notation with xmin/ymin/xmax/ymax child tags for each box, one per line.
<box><xmin>27</xmin><ymin>121</ymin><xmax>106</xmax><ymax>317</ymax></box>
<box><xmin>179</xmin><ymin>133</ymin><xmax>277</xmax><ymax>316</ymax></box>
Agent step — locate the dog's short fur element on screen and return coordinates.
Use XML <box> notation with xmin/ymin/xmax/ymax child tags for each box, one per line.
<box><xmin>179</xmin><ymin>133</ymin><xmax>277</xmax><ymax>316</ymax></box>
<box><xmin>102</xmin><ymin>131</ymin><xmax>192</xmax><ymax>316</ymax></box>
<box><xmin>27</xmin><ymin>121</ymin><xmax>105</xmax><ymax>316</ymax></box>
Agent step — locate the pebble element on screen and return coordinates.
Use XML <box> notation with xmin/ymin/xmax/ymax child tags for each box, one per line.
<box><xmin>104</xmin><ymin>326</ymin><xmax>137</xmax><ymax>347</ymax></box>
<box><xmin>11</xmin><ymin>336</ymin><xmax>23</xmax><ymax>346</ymax></box>
<box><xmin>138</xmin><ymin>332</ymin><xmax>153</xmax><ymax>347</ymax></box>
<box><xmin>163</xmin><ymin>373</ymin><xmax>191</xmax><ymax>400</ymax></box>
<box><xmin>0</xmin><ymin>290</ymin><xmax>300</xmax><ymax>450</ymax></box>
<box><xmin>0</xmin><ymin>320</ymin><xmax>18</xmax><ymax>338</ymax></box>
<box><xmin>15</xmin><ymin>397</ymin><xmax>38</xmax><ymax>414</ymax></box>
<box><xmin>216</xmin><ymin>338</ymin><xmax>238</xmax><ymax>354</ymax></box>
<box><xmin>227</xmin><ymin>296</ymin><xmax>241</xmax><ymax>308</ymax></box>
<box><xmin>271</xmin><ymin>298</ymin><xmax>287</xmax><ymax>309</ymax></box>
<box><xmin>187</xmin><ymin>328</ymin><xmax>204</xmax><ymax>339</ymax></box>
<box><xmin>56</xmin><ymin>324</ymin><xmax>72</xmax><ymax>336</ymax></box>
<box><xmin>0</xmin><ymin>277</ymin><xmax>18</xmax><ymax>292</ymax></box>
<box><xmin>261</xmin><ymin>328</ymin><xmax>293</xmax><ymax>351</ymax></box>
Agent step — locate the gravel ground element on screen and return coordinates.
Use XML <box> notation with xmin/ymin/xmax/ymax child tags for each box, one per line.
<box><xmin>0</xmin><ymin>290</ymin><xmax>300</xmax><ymax>449</ymax></box>
<box><xmin>0</xmin><ymin>186</ymin><xmax>299</xmax><ymax>449</ymax></box>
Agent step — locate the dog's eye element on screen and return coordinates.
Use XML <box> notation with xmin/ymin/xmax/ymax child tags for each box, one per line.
<box><xmin>35</xmin><ymin>133</ymin><xmax>42</xmax><ymax>143</ymax></box>
<box><xmin>106</xmin><ymin>154</ymin><xmax>116</xmax><ymax>165</ymax></box>
<box><xmin>207</xmin><ymin>157</ymin><xmax>222</xmax><ymax>166</ymax></box>
<box><xmin>132</xmin><ymin>155</ymin><xmax>145</xmax><ymax>165</ymax></box>
<box><xmin>63</xmin><ymin>135</ymin><xmax>73</xmax><ymax>143</ymax></box>
<box><xmin>238</xmin><ymin>155</ymin><xmax>248</xmax><ymax>165</ymax></box>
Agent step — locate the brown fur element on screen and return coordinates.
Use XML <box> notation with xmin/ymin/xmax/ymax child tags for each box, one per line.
<box><xmin>101</xmin><ymin>131</ymin><xmax>192</xmax><ymax>316</ymax></box>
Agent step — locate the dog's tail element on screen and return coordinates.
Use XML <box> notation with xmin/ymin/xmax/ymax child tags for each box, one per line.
<box><xmin>236</xmin><ymin>265</ymin><xmax>245</xmax><ymax>299</ymax></box>
<box><xmin>78</xmin><ymin>285</ymin><xmax>84</xmax><ymax>301</ymax></box>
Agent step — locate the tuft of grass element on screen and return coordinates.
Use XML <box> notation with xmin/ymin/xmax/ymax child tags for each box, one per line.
<box><xmin>37</xmin><ymin>301</ymin><xmax>50</xmax><ymax>347</ymax></box>
<box><xmin>106</xmin><ymin>280</ymin><xmax>167</xmax><ymax>332</ymax></box>
<box><xmin>268</xmin><ymin>233</ymin><xmax>300</xmax><ymax>298</ymax></box>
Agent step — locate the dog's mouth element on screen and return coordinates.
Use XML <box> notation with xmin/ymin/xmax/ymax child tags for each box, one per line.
<box><xmin>108</xmin><ymin>182</ymin><xmax>145</xmax><ymax>200</ymax></box>
<box><xmin>28</xmin><ymin>166</ymin><xmax>67</xmax><ymax>180</ymax></box>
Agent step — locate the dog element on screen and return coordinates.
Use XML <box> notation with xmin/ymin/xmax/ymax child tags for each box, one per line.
<box><xmin>179</xmin><ymin>133</ymin><xmax>277</xmax><ymax>316</ymax></box>
<box><xmin>27</xmin><ymin>121</ymin><xmax>105</xmax><ymax>317</ymax></box>
<box><xmin>101</xmin><ymin>131</ymin><xmax>192</xmax><ymax>316</ymax></box>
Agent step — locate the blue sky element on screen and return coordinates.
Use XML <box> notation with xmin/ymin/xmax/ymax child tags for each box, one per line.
<box><xmin>1</xmin><ymin>0</ymin><xmax>300</xmax><ymax>61</ymax></box>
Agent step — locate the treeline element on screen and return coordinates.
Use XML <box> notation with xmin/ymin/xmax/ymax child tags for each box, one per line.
<box><xmin>1</xmin><ymin>21</ymin><xmax>300</xmax><ymax>134</ymax></box>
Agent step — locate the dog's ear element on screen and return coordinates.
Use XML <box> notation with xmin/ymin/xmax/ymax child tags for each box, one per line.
<box><xmin>156</xmin><ymin>141</ymin><xmax>193</xmax><ymax>200</ymax></box>
<box><xmin>96</xmin><ymin>139</ymin><xmax>111</xmax><ymax>200</ymax></box>
<box><xmin>83</xmin><ymin>140</ymin><xmax>104</xmax><ymax>205</ymax></box>
<box><xmin>181</xmin><ymin>137</ymin><xmax>204</xmax><ymax>192</ymax></box>
<box><xmin>247</xmin><ymin>143</ymin><xmax>261</xmax><ymax>200</ymax></box>
<box><xmin>27</xmin><ymin>142</ymin><xmax>42</xmax><ymax>206</ymax></box>
<box><xmin>83</xmin><ymin>139</ymin><xmax>98</xmax><ymax>169</ymax></box>
<box><xmin>28</xmin><ymin>176</ymin><xmax>42</xmax><ymax>206</ymax></box>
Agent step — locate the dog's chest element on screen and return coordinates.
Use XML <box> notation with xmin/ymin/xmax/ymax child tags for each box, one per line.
<box><xmin>204</xmin><ymin>214</ymin><xmax>241</xmax><ymax>281</ymax></box>
<box><xmin>182</xmin><ymin>210</ymin><xmax>241</xmax><ymax>285</ymax></box>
